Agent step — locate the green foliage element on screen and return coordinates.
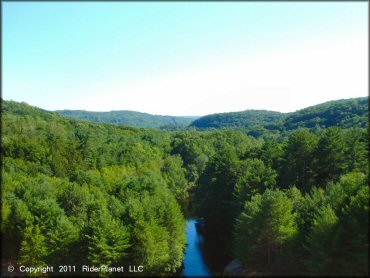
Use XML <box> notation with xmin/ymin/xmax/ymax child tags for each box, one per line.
<box><xmin>125</xmin><ymin>189</ymin><xmax>186</xmax><ymax>274</ymax></box>
<box><xmin>233</xmin><ymin>189</ymin><xmax>297</xmax><ymax>266</ymax></box>
<box><xmin>284</xmin><ymin>97</ymin><xmax>369</xmax><ymax>130</ymax></box>
<box><xmin>279</xmin><ymin>128</ymin><xmax>318</xmax><ymax>191</ymax></box>
<box><xmin>338</xmin><ymin>185</ymin><xmax>369</xmax><ymax>275</ymax></box>
<box><xmin>343</xmin><ymin>127</ymin><xmax>368</xmax><ymax>173</ymax></box>
<box><xmin>234</xmin><ymin>158</ymin><xmax>277</xmax><ymax>210</ymax></box>
<box><xmin>314</xmin><ymin>127</ymin><xmax>346</xmax><ymax>186</ymax></box>
<box><xmin>2</xmin><ymin>99</ymin><xmax>368</xmax><ymax>276</ymax></box>
<box><xmin>196</xmin><ymin>143</ymin><xmax>241</xmax><ymax>241</ymax></box>
<box><xmin>191</xmin><ymin>110</ymin><xmax>285</xmax><ymax>129</ymax></box>
<box><xmin>19</xmin><ymin>225</ymin><xmax>48</xmax><ymax>267</ymax></box>
<box><xmin>304</xmin><ymin>173</ymin><xmax>369</xmax><ymax>276</ymax></box>
<box><xmin>2</xmin><ymin>101</ymin><xmax>187</xmax><ymax>275</ymax></box>
<box><xmin>162</xmin><ymin>155</ymin><xmax>189</xmax><ymax>201</ymax></box>
<box><xmin>57</xmin><ymin>109</ymin><xmax>198</xmax><ymax>128</ymax></box>
<box><xmin>305</xmin><ymin>205</ymin><xmax>339</xmax><ymax>275</ymax></box>
<box><xmin>85</xmin><ymin>210</ymin><xmax>130</xmax><ymax>266</ymax></box>
<box><xmin>191</xmin><ymin>97</ymin><xmax>368</xmax><ymax>132</ymax></box>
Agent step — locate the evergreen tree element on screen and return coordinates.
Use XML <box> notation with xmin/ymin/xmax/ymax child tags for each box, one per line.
<box><xmin>19</xmin><ymin>225</ymin><xmax>47</xmax><ymax>267</ymax></box>
<box><xmin>234</xmin><ymin>158</ymin><xmax>276</xmax><ymax>213</ymax></box>
<box><xmin>280</xmin><ymin>128</ymin><xmax>318</xmax><ymax>191</ymax></box>
<box><xmin>305</xmin><ymin>205</ymin><xmax>339</xmax><ymax>275</ymax></box>
<box><xmin>234</xmin><ymin>189</ymin><xmax>297</xmax><ymax>267</ymax></box>
<box><xmin>85</xmin><ymin>210</ymin><xmax>130</xmax><ymax>266</ymax></box>
<box><xmin>314</xmin><ymin>127</ymin><xmax>346</xmax><ymax>186</ymax></box>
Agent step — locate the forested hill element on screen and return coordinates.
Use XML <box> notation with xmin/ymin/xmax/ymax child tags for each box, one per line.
<box><xmin>2</xmin><ymin>99</ymin><xmax>369</xmax><ymax>276</ymax></box>
<box><xmin>56</xmin><ymin>109</ymin><xmax>198</xmax><ymax>128</ymax></box>
<box><xmin>283</xmin><ymin>97</ymin><xmax>369</xmax><ymax>130</ymax></box>
<box><xmin>3</xmin><ymin>100</ymin><xmax>64</xmax><ymax>121</ymax></box>
<box><xmin>189</xmin><ymin>110</ymin><xmax>285</xmax><ymax>129</ymax></box>
<box><xmin>2</xmin><ymin>99</ymin><xmax>190</xmax><ymax>275</ymax></box>
<box><xmin>191</xmin><ymin>97</ymin><xmax>369</xmax><ymax>130</ymax></box>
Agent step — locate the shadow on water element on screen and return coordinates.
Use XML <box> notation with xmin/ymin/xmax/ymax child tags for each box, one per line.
<box><xmin>179</xmin><ymin>195</ymin><xmax>232</xmax><ymax>277</ymax></box>
<box><xmin>181</xmin><ymin>219</ymin><xmax>212</xmax><ymax>277</ymax></box>
<box><xmin>199</xmin><ymin>230</ymin><xmax>231</xmax><ymax>275</ymax></box>
<box><xmin>180</xmin><ymin>219</ymin><xmax>231</xmax><ymax>277</ymax></box>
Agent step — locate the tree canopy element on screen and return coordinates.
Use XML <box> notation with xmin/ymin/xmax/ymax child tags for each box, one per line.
<box><xmin>2</xmin><ymin>99</ymin><xmax>368</xmax><ymax>276</ymax></box>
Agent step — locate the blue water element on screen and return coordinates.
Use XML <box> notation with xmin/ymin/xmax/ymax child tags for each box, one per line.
<box><xmin>181</xmin><ymin>219</ymin><xmax>212</xmax><ymax>277</ymax></box>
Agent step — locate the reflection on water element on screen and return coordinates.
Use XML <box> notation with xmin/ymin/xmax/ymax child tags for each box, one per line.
<box><xmin>181</xmin><ymin>219</ymin><xmax>212</xmax><ymax>277</ymax></box>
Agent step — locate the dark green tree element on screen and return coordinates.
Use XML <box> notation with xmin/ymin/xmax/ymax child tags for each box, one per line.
<box><xmin>314</xmin><ymin>127</ymin><xmax>346</xmax><ymax>186</ymax></box>
<box><xmin>234</xmin><ymin>189</ymin><xmax>297</xmax><ymax>267</ymax></box>
<box><xmin>280</xmin><ymin>128</ymin><xmax>318</xmax><ymax>191</ymax></box>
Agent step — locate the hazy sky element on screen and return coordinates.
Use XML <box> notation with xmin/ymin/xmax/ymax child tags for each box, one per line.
<box><xmin>3</xmin><ymin>2</ymin><xmax>368</xmax><ymax>116</ymax></box>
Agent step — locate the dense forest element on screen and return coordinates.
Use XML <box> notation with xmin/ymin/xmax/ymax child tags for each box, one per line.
<box><xmin>189</xmin><ymin>110</ymin><xmax>285</xmax><ymax>130</ymax></box>
<box><xmin>56</xmin><ymin>97</ymin><xmax>368</xmax><ymax>132</ymax></box>
<box><xmin>191</xmin><ymin>97</ymin><xmax>368</xmax><ymax>132</ymax></box>
<box><xmin>2</xmin><ymin>98</ymin><xmax>369</xmax><ymax>276</ymax></box>
<box><xmin>57</xmin><ymin>110</ymin><xmax>198</xmax><ymax>128</ymax></box>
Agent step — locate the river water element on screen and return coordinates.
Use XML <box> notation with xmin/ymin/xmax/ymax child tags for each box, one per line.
<box><xmin>181</xmin><ymin>219</ymin><xmax>212</xmax><ymax>277</ymax></box>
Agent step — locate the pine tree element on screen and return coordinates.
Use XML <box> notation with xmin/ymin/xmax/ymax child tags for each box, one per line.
<box><xmin>234</xmin><ymin>189</ymin><xmax>297</xmax><ymax>267</ymax></box>
<box><xmin>19</xmin><ymin>225</ymin><xmax>47</xmax><ymax>267</ymax></box>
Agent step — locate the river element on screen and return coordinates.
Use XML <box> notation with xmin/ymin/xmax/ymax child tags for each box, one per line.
<box><xmin>181</xmin><ymin>219</ymin><xmax>212</xmax><ymax>277</ymax></box>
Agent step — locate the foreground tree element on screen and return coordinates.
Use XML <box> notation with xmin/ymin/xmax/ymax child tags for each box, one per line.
<box><xmin>233</xmin><ymin>189</ymin><xmax>297</xmax><ymax>267</ymax></box>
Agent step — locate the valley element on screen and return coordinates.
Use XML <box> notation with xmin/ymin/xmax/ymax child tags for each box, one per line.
<box><xmin>1</xmin><ymin>97</ymin><xmax>369</xmax><ymax>276</ymax></box>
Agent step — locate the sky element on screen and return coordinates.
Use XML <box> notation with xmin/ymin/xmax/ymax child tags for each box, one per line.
<box><xmin>3</xmin><ymin>2</ymin><xmax>368</xmax><ymax>116</ymax></box>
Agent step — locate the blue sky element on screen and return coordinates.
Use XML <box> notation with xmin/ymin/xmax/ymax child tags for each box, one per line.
<box><xmin>3</xmin><ymin>2</ymin><xmax>368</xmax><ymax>116</ymax></box>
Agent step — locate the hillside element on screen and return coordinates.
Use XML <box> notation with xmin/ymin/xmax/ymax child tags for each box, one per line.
<box><xmin>189</xmin><ymin>110</ymin><xmax>286</xmax><ymax>129</ymax></box>
<box><xmin>56</xmin><ymin>109</ymin><xmax>198</xmax><ymax>128</ymax></box>
<box><xmin>283</xmin><ymin>97</ymin><xmax>369</xmax><ymax>130</ymax></box>
<box><xmin>2</xmin><ymin>100</ymin><xmax>189</xmax><ymax>275</ymax></box>
<box><xmin>190</xmin><ymin>97</ymin><xmax>368</xmax><ymax>130</ymax></box>
<box><xmin>2</xmin><ymin>99</ymin><xmax>368</xmax><ymax>276</ymax></box>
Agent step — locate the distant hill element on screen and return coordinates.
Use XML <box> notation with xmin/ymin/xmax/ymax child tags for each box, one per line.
<box><xmin>4</xmin><ymin>97</ymin><xmax>368</xmax><ymax>131</ymax></box>
<box><xmin>3</xmin><ymin>100</ymin><xmax>63</xmax><ymax>121</ymax></box>
<box><xmin>283</xmin><ymin>97</ymin><xmax>369</xmax><ymax>130</ymax></box>
<box><xmin>190</xmin><ymin>110</ymin><xmax>286</xmax><ymax>129</ymax></box>
<box><xmin>191</xmin><ymin>97</ymin><xmax>368</xmax><ymax>130</ymax></box>
<box><xmin>56</xmin><ymin>110</ymin><xmax>199</xmax><ymax>128</ymax></box>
